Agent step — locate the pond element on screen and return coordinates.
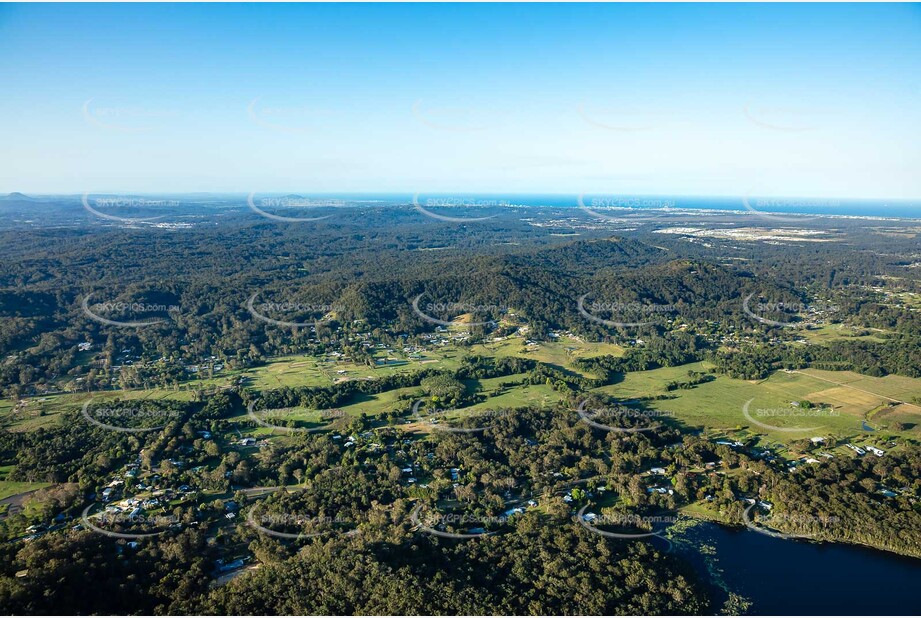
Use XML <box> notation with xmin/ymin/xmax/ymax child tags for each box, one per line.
<box><xmin>677</xmin><ymin>522</ymin><xmax>921</xmax><ymax>615</ymax></box>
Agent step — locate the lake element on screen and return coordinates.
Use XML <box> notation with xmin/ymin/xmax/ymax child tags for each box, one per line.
<box><xmin>678</xmin><ymin>522</ymin><xmax>921</xmax><ymax>615</ymax></box>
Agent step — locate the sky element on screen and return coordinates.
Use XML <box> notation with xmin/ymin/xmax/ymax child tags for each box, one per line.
<box><xmin>0</xmin><ymin>3</ymin><xmax>919</xmax><ymax>199</ymax></box>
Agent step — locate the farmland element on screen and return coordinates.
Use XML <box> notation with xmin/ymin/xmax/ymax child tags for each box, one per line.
<box><xmin>596</xmin><ymin>363</ymin><xmax>921</xmax><ymax>442</ymax></box>
<box><xmin>5</xmin><ymin>338</ymin><xmax>920</xmax><ymax>446</ymax></box>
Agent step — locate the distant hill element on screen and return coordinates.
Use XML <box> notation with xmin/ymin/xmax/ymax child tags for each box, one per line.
<box><xmin>1</xmin><ymin>192</ymin><xmax>37</xmax><ymax>201</ymax></box>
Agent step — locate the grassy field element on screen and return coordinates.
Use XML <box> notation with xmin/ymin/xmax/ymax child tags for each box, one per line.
<box><xmin>239</xmin><ymin>348</ymin><xmax>466</xmax><ymax>392</ymax></box>
<box><xmin>0</xmin><ymin>388</ymin><xmax>202</xmax><ymax>432</ymax></box>
<box><xmin>452</xmin><ymin>379</ymin><xmax>561</xmax><ymax>417</ymax></box>
<box><xmin>594</xmin><ymin>363</ymin><xmax>921</xmax><ymax>442</ymax></box>
<box><xmin>795</xmin><ymin>368</ymin><xmax>921</xmax><ymax>431</ymax></box>
<box><xmin>0</xmin><ymin>466</ymin><xmax>51</xmax><ymax>502</ymax></box>
<box><xmin>237</xmin><ymin>375</ymin><xmax>563</xmax><ymax>436</ymax></box>
<box><xmin>595</xmin><ymin>361</ymin><xmax>714</xmax><ymax>399</ymax></box>
<box><xmin>0</xmin><ymin>346</ymin><xmax>467</xmax><ymax>431</ymax></box>
<box><xmin>468</xmin><ymin>335</ymin><xmax>624</xmax><ymax>378</ymax></box>
<box><xmin>0</xmin><ymin>481</ymin><xmax>50</xmax><ymax>502</ymax></box>
<box><xmin>680</xmin><ymin>500</ymin><xmax>734</xmax><ymax>524</ymax></box>
<box><xmin>7</xmin><ymin>337</ymin><xmax>918</xmax><ymax>446</ymax></box>
<box><xmin>223</xmin><ymin>334</ymin><xmax>622</xmax><ymax>425</ymax></box>
<box><xmin>799</xmin><ymin>324</ymin><xmax>889</xmax><ymax>344</ymax></box>
<box><xmin>287</xmin><ymin>386</ymin><xmax>419</xmax><ymax>419</ymax></box>
<box><xmin>799</xmin><ymin>368</ymin><xmax>921</xmax><ymax>403</ymax></box>
<box><xmin>888</xmin><ymin>290</ymin><xmax>921</xmax><ymax>310</ymax></box>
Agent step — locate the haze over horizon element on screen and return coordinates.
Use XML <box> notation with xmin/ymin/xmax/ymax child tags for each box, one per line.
<box><xmin>4</xmin><ymin>190</ymin><xmax>919</xmax><ymax>205</ymax></box>
<box><xmin>1</xmin><ymin>3</ymin><xmax>919</xmax><ymax>199</ymax></box>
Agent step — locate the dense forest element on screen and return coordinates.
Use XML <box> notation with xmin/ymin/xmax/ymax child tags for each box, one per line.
<box><xmin>0</xmin><ymin>198</ymin><xmax>919</xmax><ymax>615</ymax></box>
<box><xmin>3</xmin><ymin>203</ymin><xmax>920</xmax><ymax>397</ymax></box>
<box><xmin>1</xmin><ymin>391</ymin><xmax>919</xmax><ymax>614</ymax></box>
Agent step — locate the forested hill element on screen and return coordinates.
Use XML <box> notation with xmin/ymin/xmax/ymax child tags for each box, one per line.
<box><xmin>503</xmin><ymin>235</ymin><xmax>668</xmax><ymax>275</ymax></box>
<box><xmin>2</xmin><ymin>204</ymin><xmax>920</xmax><ymax>398</ymax></box>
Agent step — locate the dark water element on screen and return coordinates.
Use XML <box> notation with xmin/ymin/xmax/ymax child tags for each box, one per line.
<box><xmin>679</xmin><ymin>523</ymin><xmax>921</xmax><ymax>615</ymax></box>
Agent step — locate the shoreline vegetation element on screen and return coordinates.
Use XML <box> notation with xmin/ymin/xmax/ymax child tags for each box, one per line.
<box><xmin>681</xmin><ymin>507</ymin><xmax>921</xmax><ymax>561</ymax></box>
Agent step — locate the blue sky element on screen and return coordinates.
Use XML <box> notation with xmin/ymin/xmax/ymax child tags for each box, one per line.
<box><xmin>0</xmin><ymin>3</ymin><xmax>919</xmax><ymax>199</ymax></box>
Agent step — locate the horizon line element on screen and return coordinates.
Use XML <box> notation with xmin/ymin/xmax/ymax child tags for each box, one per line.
<box><xmin>4</xmin><ymin>191</ymin><xmax>920</xmax><ymax>203</ymax></box>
